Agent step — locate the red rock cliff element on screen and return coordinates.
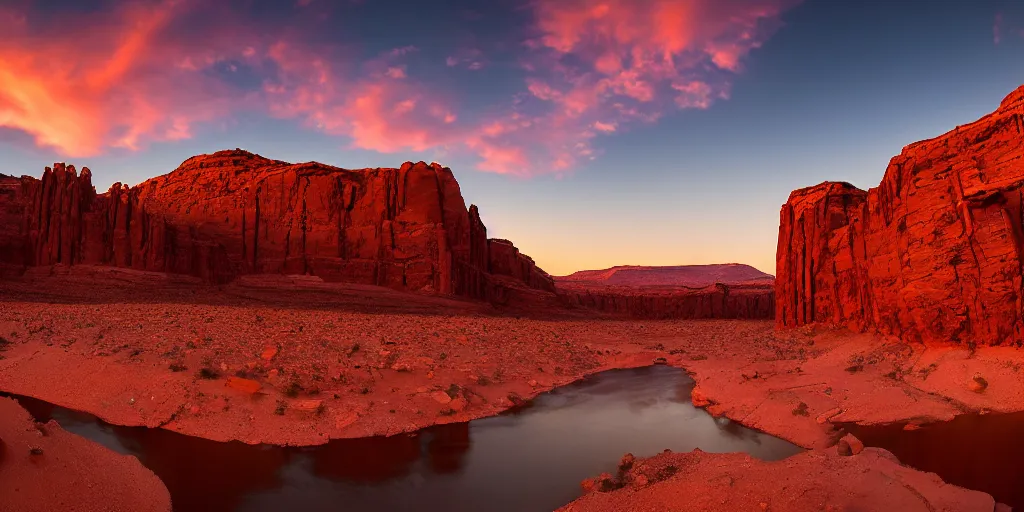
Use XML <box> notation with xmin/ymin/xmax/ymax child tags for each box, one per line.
<box><xmin>487</xmin><ymin>238</ymin><xmax>556</xmax><ymax>293</ymax></box>
<box><xmin>557</xmin><ymin>281</ymin><xmax>774</xmax><ymax>319</ymax></box>
<box><xmin>777</xmin><ymin>85</ymin><xmax>1024</xmax><ymax>345</ymax></box>
<box><xmin>0</xmin><ymin>150</ymin><xmax>551</xmax><ymax>301</ymax></box>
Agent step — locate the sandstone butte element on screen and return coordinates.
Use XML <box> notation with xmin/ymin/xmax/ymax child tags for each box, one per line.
<box><xmin>0</xmin><ymin>152</ymin><xmax>775</xmax><ymax>320</ymax></box>
<box><xmin>0</xmin><ymin>150</ymin><xmax>555</xmax><ymax>302</ymax></box>
<box><xmin>777</xmin><ymin>84</ymin><xmax>1024</xmax><ymax>346</ymax></box>
<box><xmin>555</xmin><ymin>264</ymin><xmax>775</xmax><ymax>319</ymax></box>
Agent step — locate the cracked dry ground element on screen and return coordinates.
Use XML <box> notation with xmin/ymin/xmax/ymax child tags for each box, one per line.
<box><xmin>3</xmin><ymin>269</ymin><xmax>1024</xmax><ymax>452</ymax></box>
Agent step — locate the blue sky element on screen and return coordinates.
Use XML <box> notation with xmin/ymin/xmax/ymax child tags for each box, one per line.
<box><xmin>1</xmin><ymin>0</ymin><xmax>1023</xmax><ymax>275</ymax></box>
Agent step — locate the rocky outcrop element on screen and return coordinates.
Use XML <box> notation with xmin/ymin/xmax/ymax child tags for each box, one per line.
<box><xmin>487</xmin><ymin>238</ymin><xmax>556</xmax><ymax>292</ymax></box>
<box><xmin>0</xmin><ymin>174</ymin><xmax>31</xmax><ymax>275</ymax></box>
<box><xmin>777</xmin><ymin>85</ymin><xmax>1024</xmax><ymax>345</ymax></box>
<box><xmin>556</xmin><ymin>282</ymin><xmax>774</xmax><ymax>319</ymax></box>
<box><xmin>0</xmin><ymin>150</ymin><xmax>552</xmax><ymax>302</ymax></box>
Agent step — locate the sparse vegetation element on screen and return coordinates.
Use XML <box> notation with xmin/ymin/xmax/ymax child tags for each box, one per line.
<box><xmin>285</xmin><ymin>381</ymin><xmax>303</xmax><ymax>398</ymax></box>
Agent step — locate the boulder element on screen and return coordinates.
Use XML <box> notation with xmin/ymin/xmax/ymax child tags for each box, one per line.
<box><xmin>837</xmin><ymin>434</ymin><xmax>864</xmax><ymax>456</ymax></box>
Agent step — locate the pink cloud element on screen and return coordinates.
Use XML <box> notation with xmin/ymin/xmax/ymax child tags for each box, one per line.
<box><xmin>0</xmin><ymin>1</ymin><xmax>264</xmax><ymax>157</ymax></box>
<box><xmin>264</xmin><ymin>43</ymin><xmax>462</xmax><ymax>154</ymax></box>
<box><xmin>444</xmin><ymin>48</ymin><xmax>486</xmax><ymax>70</ymax></box>
<box><xmin>0</xmin><ymin>0</ymin><xmax>800</xmax><ymax>178</ymax></box>
<box><xmin>385</xmin><ymin>66</ymin><xmax>407</xmax><ymax>79</ymax></box>
<box><xmin>993</xmin><ymin>11</ymin><xmax>1024</xmax><ymax>44</ymax></box>
<box><xmin>462</xmin><ymin>0</ymin><xmax>800</xmax><ymax>175</ymax></box>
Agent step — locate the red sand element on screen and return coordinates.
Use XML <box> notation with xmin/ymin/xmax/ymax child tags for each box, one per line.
<box><xmin>559</xmin><ymin>448</ymin><xmax>996</xmax><ymax>512</ymax></box>
<box><xmin>0</xmin><ymin>396</ymin><xmax>171</xmax><ymax>512</ymax></box>
<box><xmin>3</xmin><ymin>267</ymin><xmax>1023</xmax><ymax>449</ymax></box>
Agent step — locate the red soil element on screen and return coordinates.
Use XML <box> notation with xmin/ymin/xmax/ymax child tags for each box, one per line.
<box><xmin>560</xmin><ymin>448</ymin><xmax>997</xmax><ymax>512</ymax></box>
<box><xmin>0</xmin><ymin>396</ymin><xmax>171</xmax><ymax>512</ymax></box>
<box><xmin>3</xmin><ymin>267</ymin><xmax>1023</xmax><ymax>450</ymax></box>
<box><xmin>776</xmin><ymin>84</ymin><xmax>1024</xmax><ymax>346</ymax></box>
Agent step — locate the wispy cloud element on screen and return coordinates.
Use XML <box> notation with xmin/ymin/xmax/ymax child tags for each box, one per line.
<box><xmin>995</xmin><ymin>12</ymin><xmax>1003</xmax><ymax>44</ymax></box>
<box><xmin>0</xmin><ymin>0</ymin><xmax>266</xmax><ymax>156</ymax></box>
<box><xmin>0</xmin><ymin>0</ymin><xmax>801</xmax><ymax>176</ymax></box>
<box><xmin>264</xmin><ymin>43</ymin><xmax>461</xmax><ymax>153</ymax></box>
<box><xmin>445</xmin><ymin>48</ymin><xmax>486</xmax><ymax>70</ymax></box>
<box><xmin>464</xmin><ymin>0</ymin><xmax>802</xmax><ymax>175</ymax></box>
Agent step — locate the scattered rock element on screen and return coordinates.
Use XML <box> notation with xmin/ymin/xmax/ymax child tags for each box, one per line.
<box><xmin>816</xmin><ymin>407</ymin><xmax>841</xmax><ymax>425</ymax></box>
<box><xmin>580</xmin><ymin>472</ymin><xmax>617</xmax><ymax>494</ymax></box>
<box><xmin>969</xmin><ymin>373</ymin><xmax>988</xmax><ymax>393</ymax></box>
<box><xmin>431</xmin><ymin>391</ymin><xmax>452</xmax><ymax>405</ymax></box>
<box><xmin>225</xmin><ymin>376</ymin><xmax>262</xmax><ymax>394</ymax></box>
<box><xmin>449</xmin><ymin>397</ymin><xmax>468</xmax><ymax>412</ymax></box>
<box><xmin>691</xmin><ymin>387</ymin><xmax>711</xmax><ymax>407</ymax></box>
<box><xmin>260</xmin><ymin>346</ymin><xmax>278</xmax><ymax>360</ymax></box>
<box><xmin>293</xmin><ymin>399</ymin><xmax>323</xmax><ymax>414</ymax></box>
<box><xmin>837</xmin><ymin>434</ymin><xmax>864</xmax><ymax>456</ymax></box>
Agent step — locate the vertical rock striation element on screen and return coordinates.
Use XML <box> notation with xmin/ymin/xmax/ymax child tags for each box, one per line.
<box><xmin>777</xmin><ymin>85</ymin><xmax>1024</xmax><ymax>345</ymax></box>
<box><xmin>0</xmin><ymin>150</ymin><xmax>553</xmax><ymax>301</ymax></box>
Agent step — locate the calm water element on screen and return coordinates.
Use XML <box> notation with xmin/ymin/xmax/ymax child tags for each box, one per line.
<box><xmin>11</xmin><ymin>365</ymin><xmax>801</xmax><ymax>512</ymax></box>
<box><xmin>844</xmin><ymin>412</ymin><xmax>1024</xmax><ymax>510</ymax></box>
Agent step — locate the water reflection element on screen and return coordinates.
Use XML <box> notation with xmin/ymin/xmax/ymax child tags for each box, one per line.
<box><xmin>10</xmin><ymin>365</ymin><xmax>802</xmax><ymax>512</ymax></box>
<box><xmin>844</xmin><ymin>412</ymin><xmax>1024</xmax><ymax>510</ymax></box>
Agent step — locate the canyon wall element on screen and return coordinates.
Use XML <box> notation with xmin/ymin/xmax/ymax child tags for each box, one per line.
<box><xmin>777</xmin><ymin>85</ymin><xmax>1024</xmax><ymax>345</ymax></box>
<box><xmin>0</xmin><ymin>150</ymin><xmax>554</xmax><ymax>301</ymax></box>
<box><xmin>557</xmin><ymin>282</ymin><xmax>775</xmax><ymax>319</ymax></box>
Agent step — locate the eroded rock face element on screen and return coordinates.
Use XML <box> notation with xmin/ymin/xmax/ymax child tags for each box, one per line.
<box><xmin>556</xmin><ymin>282</ymin><xmax>775</xmax><ymax>319</ymax></box>
<box><xmin>777</xmin><ymin>85</ymin><xmax>1024</xmax><ymax>345</ymax></box>
<box><xmin>487</xmin><ymin>238</ymin><xmax>556</xmax><ymax>293</ymax></box>
<box><xmin>0</xmin><ymin>174</ymin><xmax>31</xmax><ymax>275</ymax></box>
<box><xmin>0</xmin><ymin>150</ymin><xmax>551</xmax><ymax>301</ymax></box>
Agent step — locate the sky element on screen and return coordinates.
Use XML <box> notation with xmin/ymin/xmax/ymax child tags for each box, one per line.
<box><xmin>1</xmin><ymin>0</ymin><xmax>1023</xmax><ymax>276</ymax></box>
